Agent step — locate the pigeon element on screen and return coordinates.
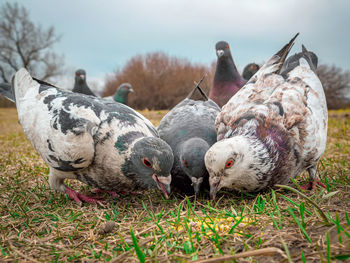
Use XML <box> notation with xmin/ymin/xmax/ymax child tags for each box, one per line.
<box><xmin>209</xmin><ymin>41</ymin><xmax>246</xmax><ymax>108</ymax></box>
<box><xmin>1</xmin><ymin>68</ymin><xmax>174</xmax><ymax>205</ymax></box>
<box><xmin>242</xmin><ymin>63</ymin><xmax>260</xmax><ymax>81</ymax></box>
<box><xmin>72</xmin><ymin>69</ymin><xmax>96</xmax><ymax>96</ymax></box>
<box><xmin>281</xmin><ymin>49</ymin><xmax>318</xmax><ymax>77</ymax></box>
<box><xmin>104</xmin><ymin>83</ymin><xmax>134</xmax><ymax>106</ymax></box>
<box><xmin>157</xmin><ymin>79</ymin><xmax>221</xmax><ymax>195</ymax></box>
<box><xmin>205</xmin><ymin>33</ymin><xmax>328</xmax><ymax>199</ymax></box>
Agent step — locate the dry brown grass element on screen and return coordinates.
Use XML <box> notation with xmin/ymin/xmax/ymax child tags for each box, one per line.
<box><xmin>0</xmin><ymin>108</ymin><xmax>349</xmax><ymax>262</ymax></box>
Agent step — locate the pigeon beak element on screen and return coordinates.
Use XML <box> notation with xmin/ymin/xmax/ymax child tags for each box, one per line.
<box><xmin>191</xmin><ymin>177</ymin><xmax>203</xmax><ymax>195</ymax></box>
<box><xmin>129</xmin><ymin>88</ymin><xmax>135</xmax><ymax>93</ymax></box>
<box><xmin>152</xmin><ymin>174</ymin><xmax>171</xmax><ymax>199</ymax></box>
<box><xmin>209</xmin><ymin>178</ymin><xmax>221</xmax><ymax>200</ymax></box>
<box><xmin>193</xmin><ymin>182</ymin><xmax>201</xmax><ymax>195</ymax></box>
<box><xmin>79</xmin><ymin>74</ymin><xmax>85</xmax><ymax>80</ymax></box>
<box><xmin>210</xmin><ymin>184</ymin><xmax>219</xmax><ymax>200</ymax></box>
<box><xmin>216</xmin><ymin>49</ymin><xmax>224</xmax><ymax>58</ymax></box>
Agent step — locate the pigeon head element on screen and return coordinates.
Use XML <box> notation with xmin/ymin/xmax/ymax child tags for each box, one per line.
<box><xmin>178</xmin><ymin>138</ymin><xmax>210</xmax><ymax>194</ymax></box>
<box><xmin>114</xmin><ymin>83</ymin><xmax>134</xmax><ymax>105</ymax></box>
<box><xmin>215</xmin><ymin>41</ymin><xmax>232</xmax><ymax>60</ymax></box>
<box><xmin>75</xmin><ymin>69</ymin><xmax>87</xmax><ymax>84</ymax></box>
<box><xmin>242</xmin><ymin>63</ymin><xmax>260</xmax><ymax>80</ymax></box>
<box><xmin>205</xmin><ymin>135</ymin><xmax>273</xmax><ymax>200</ymax></box>
<box><xmin>129</xmin><ymin>137</ymin><xmax>174</xmax><ymax>198</ymax></box>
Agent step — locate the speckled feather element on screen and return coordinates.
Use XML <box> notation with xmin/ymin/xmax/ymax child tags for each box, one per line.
<box><xmin>158</xmin><ymin>85</ymin><xmax>221</xmax><ymax>194</ymax></box>
<box><xmin>12</xmin><ymin>69</ymin><xmax>173</xmax><ymax>199</ymax></box>
<box><xmin>205</xmin><ymin>37</ymin><xmax>327</xmax><ymax>197</ymax></box>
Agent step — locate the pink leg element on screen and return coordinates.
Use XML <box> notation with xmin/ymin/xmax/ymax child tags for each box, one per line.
<box><xmin>301</xmin><ymin>166</ymin><xmax>326</xmax><ymax>191</ymax></box>
<box><xmin>65</xmin><ymin>186</ymin><xmax>104</xmax><ymax>206</ymax></box>
<box><xmin>301</xmin><ymin>180</ymin><xmax>326</xmax><ymax>190</ymax></box>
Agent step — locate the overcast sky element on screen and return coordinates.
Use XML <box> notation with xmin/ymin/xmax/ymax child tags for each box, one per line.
<box><xmin>3</xmin><ymin>0</ymin><xmax>350</xmax><ymax>93</ymax></box>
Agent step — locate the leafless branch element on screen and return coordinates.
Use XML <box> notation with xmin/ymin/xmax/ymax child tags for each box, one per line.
<box><xmin>0</xmin><ymin>2</ymin><xmax>65</xmax><ymax>83</ymax></box>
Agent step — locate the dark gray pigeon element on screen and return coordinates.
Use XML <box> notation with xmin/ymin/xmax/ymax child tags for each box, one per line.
<box><xmin>1</xmin><ymin>68</ymin><xmax>174</xmax><ymax>205</ymax></box>
<box><xmin>209</xmin><ymin>41</ymin><xmax>246</xmax><ymax>108</ymax></box>
<box><xmin>72</xmin><ymin>69</ymin><xmax>96</xmax><ymax>96</ymax></box>
<box><xmin>157</xmin><ymin>80</ymin><xmax>221</xmax><ymax>195</ymax></box>
<box><xmin>242</xmin><ymin>63</ymin><xmax>260</xmax><ymax>81</ymax></box>
<box><xmin>104</xmin><ymin>83</ymin><xmax>134</xmax><ymax>106</ymax></box>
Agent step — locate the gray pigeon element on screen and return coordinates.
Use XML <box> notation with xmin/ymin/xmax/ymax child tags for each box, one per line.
<box><xmin>104</xmin><ymin>83</ymin><xmax>134</xmax><ymax>105</ymax></box>
<box><xmin>242</xmin><ymin>63</ymin><xmax>260</xmax><ymax>81</ymax></box>
<box><xmin>205</xmin><ymin>34</ymin><xmax>328</xmax><ymax>199</ymax></box>
<box><xmin>280</xmin><ymin>47</ymin><xmax>318</xmax><ymax>76</ymax></box>
<box><xmin>157</xmin><ymin>80</ymin><xmax>221</xmax><ymax>195</ymax></box>
<box><xmin>1</xmin><ymin>68</ymin><xmax>174</xmax><ymax>205</ymax></box>
<box><xmin>209</xmin><ymin>41</ymin><xmax>246</xmax><ymax>108</ymax></box>
<box><xmin>72</xmin><ymin>69</ymin><xmax>96</xmax><ymax>96</ymax></box>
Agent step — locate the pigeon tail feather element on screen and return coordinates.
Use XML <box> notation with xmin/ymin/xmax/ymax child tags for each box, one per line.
<box><xmin>273</xmin><ymin>33</ymin><xmax>299</xmax><ymax>74</ymax></box>
<box><xmin>0</xmin><ymin>82</ymin><xmax>15</xmax><ymax>102</ymax></box>
<box><xmin>13</xmin><ymin>68</ymin><xmax>39</xmax><ymax>100</ymax></box>
<box><xmin>186</xmin><ymin>75</ymin><xmax>208</xmax><ymax>100</ymax></box>
<box><xmin>300</xmin><ymin>44</ymin><xmax>317</xmax><ymax>72</ymax></box>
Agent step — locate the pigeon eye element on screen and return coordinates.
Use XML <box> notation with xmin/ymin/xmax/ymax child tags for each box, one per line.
<box><xmin>142</xmin><ymin>158</ymin><xmax>152</xmax><ymax>168</ymax></box>
<box><xmin>182</xmin><ymin>159</ymin><xmax>189</xmax><ymax>167</ymax></box>
<box><xmin>225</xmin><ymin>44</ymin><xmax>229</xmax><ymax>49</ymax></box>
<box><xmin>225</xmin><ymin>160</ymin><xmax>234</xmax><ymax>168</ymax></box>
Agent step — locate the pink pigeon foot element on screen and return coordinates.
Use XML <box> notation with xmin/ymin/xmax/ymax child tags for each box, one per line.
<box><xmin>65</xmin><ymin>186</ymin><xmax>104</xmax><ymax>206</ymax></box>
<box><xmin>300</xmin><ymin>180</ymin><xmax>326</xmax><ymax>191</ymax></box>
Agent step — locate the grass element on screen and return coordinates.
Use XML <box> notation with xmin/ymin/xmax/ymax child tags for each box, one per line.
<box><xmin>0</xmin><ymin>107</ymin><xmax>349</xmax><ymax>262</ymax></box>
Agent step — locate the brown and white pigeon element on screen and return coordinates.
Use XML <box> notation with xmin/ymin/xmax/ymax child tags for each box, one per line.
<box><xmin>209</xmin><ymin>41</ymin><xmax>246</xmax><ymax>107</ymax></box>
<box><xmin>205</xmin><ymin>34</ymin><xmax>328</xmax><ymax>199</ymax></box>
<box><xmin>2</xmin><ymin>68</ymin><xmax>174</xmax><ymax>205</ymax></box>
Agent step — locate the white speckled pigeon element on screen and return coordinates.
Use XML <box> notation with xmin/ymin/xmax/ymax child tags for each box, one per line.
<box><xmin>205</xmin><ymin>34</ymin><xmax>328</xmax><ymax>199</ymax></box>
<box><xmin>2</xmin><ymin>68</ymin><xmax>173</xmax><ymax>205</ymax></box>
<box><xmin>157</xmin><ymin>80</ymin><xmax>221</xmax><ymax>195</ymax></box>
<box><xmin>104</xmin><ymin>83</ymin><xmax>134</xmax><ymax>106</ymax></box>
<box><xmin>209</xmin><ymin>41</ymin><xmax>246</xmax><ymax>108</ymax></box>
<box><xmin>72</xmin><ymin>69</ymin><xmax>96</xmax><ymax>96</ymax></box>
<box><xmin>242</xmin><ymin>63</ymin><xmax>260</xmax><ymax>81</ymax></box>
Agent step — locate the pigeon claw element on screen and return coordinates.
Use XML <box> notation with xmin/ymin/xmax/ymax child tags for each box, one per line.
<box><xmin>300</xmin><ymin>180</ymin><xmax>326</xmax><ymax>191</ymax></box>
<box><xmin>65</xmin><ymin>186</ymin><xmax>104</xmax><ymax>206</ymax></box>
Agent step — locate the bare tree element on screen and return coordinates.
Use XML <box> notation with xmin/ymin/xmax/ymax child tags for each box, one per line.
<box><xmin>316</xmin><ymin>65</ymin><xmax>350</xmax><ymax>109</ymax></box>
<box><xmin>0</xmin><ymin>2</ymin><xmax>64</xmax><ymax>83</ymax></box>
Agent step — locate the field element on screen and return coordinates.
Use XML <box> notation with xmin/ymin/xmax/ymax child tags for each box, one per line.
<box><xmin>0</xmin><ymin>107</ymin><xmax>349</xmax><ymax>262</ymax></box>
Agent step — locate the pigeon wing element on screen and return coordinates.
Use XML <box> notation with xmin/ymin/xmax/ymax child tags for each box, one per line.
<box><xmin>14</xmin><ymin>69</ymin><xmax>98</xmax><ymax>172</ymax></box>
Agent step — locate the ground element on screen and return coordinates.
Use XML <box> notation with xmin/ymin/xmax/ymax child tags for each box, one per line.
<box><xmin>0</xmin><ymin>108</ymin><xmax>349</xmax><ymax>262</ymax></box>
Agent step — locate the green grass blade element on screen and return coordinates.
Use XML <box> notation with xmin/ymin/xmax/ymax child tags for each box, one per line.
<box><xmin>130</xmin><ymin>228</ymin><xmax>145</xmax><ymax>263</ymax></box>
<box><xmin>326</xmin><ymin>231</ymin><xmax>331</xmax><ymax>263</ymax></box>
<box><xmin>276</xmin><ymin>184</ymin><xmax>330</xmax><ymax>225</ymax></box>
<box><xmin>287</xmin><ymin>208</ymin><xmax>312</xmax><ymax>243</ymax></box>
